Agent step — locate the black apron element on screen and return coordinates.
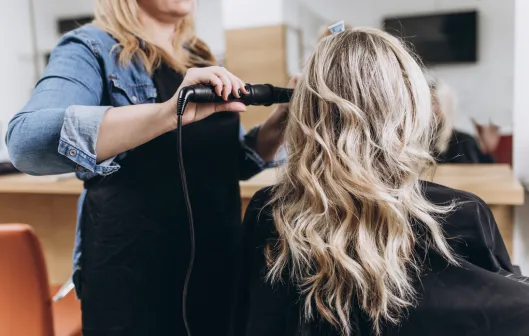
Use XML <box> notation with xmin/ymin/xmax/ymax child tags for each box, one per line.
<box><xmin>80</xmin><ymin>63</ymin><xmax>242</xmax><ymax>336</ymax></box>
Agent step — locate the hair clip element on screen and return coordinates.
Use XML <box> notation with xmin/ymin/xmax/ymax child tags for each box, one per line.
<box><xmin>328</xmin><ymin>20</ymin><xmax>346</xmax><ymax>35</ymax></box>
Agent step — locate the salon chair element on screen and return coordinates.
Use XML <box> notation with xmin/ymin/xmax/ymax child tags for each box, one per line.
<box><xmin>0</xmin><ymin>224</ymin><xmax>81</xmax><ymax>336</ymax></box>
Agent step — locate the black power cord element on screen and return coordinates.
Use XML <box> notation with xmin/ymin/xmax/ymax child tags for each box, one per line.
<box><xmin>176</xmin><ymin>92</ymin><xmax>194</xmax><ymax>336</ymax></box>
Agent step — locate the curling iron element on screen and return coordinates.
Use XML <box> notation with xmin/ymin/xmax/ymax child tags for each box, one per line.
<box><xmin>176</xmin><ymin>83</ymin><xmax>294</xmax><ymax>336</ymax></box>
<box><xmin>177</xmin><ymin>83</ymin><xmax>294</xmax><ymax>115</ymax></box>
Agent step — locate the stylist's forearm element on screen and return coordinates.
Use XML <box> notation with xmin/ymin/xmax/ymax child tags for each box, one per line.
<box><xmin>96</xmin><ymin>101</ymin><xmax>176</xmax><ymax>162</ymax></box>
<box><xmin>255</xmin><ymin>107</ymin><xmax>288</xmax><ymax>162</ymax></box>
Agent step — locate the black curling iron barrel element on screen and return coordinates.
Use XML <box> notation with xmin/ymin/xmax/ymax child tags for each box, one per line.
<box><xmin>177</xmin><ymin>83</ymin><xmax>294</xmax><ymax>115</ymax></box>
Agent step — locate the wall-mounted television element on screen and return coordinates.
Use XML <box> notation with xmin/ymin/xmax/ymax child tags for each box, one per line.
<box><xmin>57</xmin><ymin>15</ymin><xmax>94</xmax><ymax>35</ymax></box>
<box><xmin>44</xmin><ymin>16</ymin><xmax>94</xmax><ymax>66</ymax></box>
<box><xmin>383</xmin><ymin>10</ymin><xmax>478</xmax><ymax>65</ymax></box>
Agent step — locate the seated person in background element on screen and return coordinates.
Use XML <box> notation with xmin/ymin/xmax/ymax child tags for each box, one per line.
<box><xmin>430</xmin><ymin>79</ymin><xmax>499</xmax><ymax>164</ymax></box>
<box><xmin>230</xmin><ymin>28</ymin><xmax>529</xmax><ymax>336</ymax></box>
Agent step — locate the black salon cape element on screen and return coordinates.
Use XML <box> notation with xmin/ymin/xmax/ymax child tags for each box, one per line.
<box><xmin>437</xmin><ymin>130</ymin><xmax>495</xmax><ymax>164</ymax></box>
<box><xmin>229</xmin><ymin>181</ymin><xmax>529</xmax><ymax>336</ymax></box>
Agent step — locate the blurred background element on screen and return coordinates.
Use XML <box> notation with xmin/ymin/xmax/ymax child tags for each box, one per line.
<box><xmin>0</xmin><ymin>0</ymin><xmax>518</xmax><ymax>160</ymax></box>
<box><xmin>0</xmin><ymin>0</ymin><xmax>527</xmax><ymax>270</ymax></box>
<box><xmin>0</xmin><ymin>2</ymin><xmax>528</xmax><ymax>334</ymax></box>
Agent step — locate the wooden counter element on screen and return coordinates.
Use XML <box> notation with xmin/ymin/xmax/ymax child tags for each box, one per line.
<box><xmin>0</xmin><ymin>164</ymin><xmax>523</xmax><ymax>285</ymax></box>
<box><xmin>240</xmin><ymin>164</ymin><xmax>525</xmax><ymax>205</ymax></box>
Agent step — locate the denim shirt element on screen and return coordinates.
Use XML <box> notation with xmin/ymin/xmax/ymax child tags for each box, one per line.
<box><xmin>6</xmin><ymin>25</ymin><xmax>284</xmax><ymax>278</ymax></box>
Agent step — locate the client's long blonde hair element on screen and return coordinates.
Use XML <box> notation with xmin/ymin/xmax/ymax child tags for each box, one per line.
<box><xmin>268</xmin><ymin>28</ymin><xmax>456</xmax><ymax>335</ymax></box>
<box><xmin>93</xmin><ymin>0</ymin><xmax>215</xmax><ymax>74</ymax></box>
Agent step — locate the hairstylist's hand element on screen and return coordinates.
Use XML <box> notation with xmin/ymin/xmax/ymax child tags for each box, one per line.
<box><xmin>472</xmin><ymin>118</ymin><xmax>501</xmax><ymax>154</ymax></box>
<box><xmin>166</xmin><ymin>66</ymin><xmax>249</xmax><ymax>126</ymax></box>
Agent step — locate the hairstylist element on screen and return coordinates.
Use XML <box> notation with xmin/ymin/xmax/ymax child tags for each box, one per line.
<box><xmin>6</xmin><ymin>0</ymin><xmax>287</xmax><ymax>335</ymax></box>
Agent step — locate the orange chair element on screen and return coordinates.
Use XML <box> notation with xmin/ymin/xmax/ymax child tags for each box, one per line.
<box><xmin>0</xmin><ymin>224</ymin><xmax>82</xmax><ymax>336</ymax></box>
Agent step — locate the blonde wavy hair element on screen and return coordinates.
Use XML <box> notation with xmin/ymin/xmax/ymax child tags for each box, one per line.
<box><xmin>430</xmin><ymin>79</ymin><xmax>456</xmax><ymax>153</ymax></box>
<box><xmin>268</xmin><ymin>28</ymin><xmax>456</xmax><ymax>335</ymax></box>
<box><xmin>93</xmin><ymin>0</ymin><xmax>215</xmax><ymax>74</ymax></box>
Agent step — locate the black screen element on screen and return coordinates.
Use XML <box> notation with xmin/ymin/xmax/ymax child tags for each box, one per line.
<box><xmin>383</xmin><ymin>10</ymin><xmax>478</xmax><ymax>65</ymax></box>
<box><xmin>57</xmin><ymin>16</ymin><xmax>94</xmax><ymax>35</ymax></box>
<box><xmin>46</xmin><ymin>16</ymin><xmax>94</xmax><ymax>65</ymax></box>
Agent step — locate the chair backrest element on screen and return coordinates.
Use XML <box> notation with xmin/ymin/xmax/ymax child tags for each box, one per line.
<box><xmin>0</xmin><ymin>224</ymin><xmax>54</xmax><ymax>336</ymax></box>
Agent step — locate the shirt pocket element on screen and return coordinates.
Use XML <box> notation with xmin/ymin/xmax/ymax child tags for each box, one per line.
<box><xmin>109</xmin><ymin>75</ymin><xmax>157</xmax><ymax>106</ymax></box>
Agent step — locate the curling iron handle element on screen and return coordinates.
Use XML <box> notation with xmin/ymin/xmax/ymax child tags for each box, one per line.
<box><xmin>181</xmin><ymin>84</ymin><xmax>294</xmax><ymax>106</ymax></box>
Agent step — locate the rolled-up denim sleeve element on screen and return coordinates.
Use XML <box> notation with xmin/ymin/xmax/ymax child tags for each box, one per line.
<box><xmin>59</xmin><ymin>105</ymin><xmax>119</xmax><ymax>175</ymax></box>
<box><xmin>239</xmin><ymin>124</ymin><xmax>286</xmax><ymax>180</ymax></box>
<box><xmin>6</xmin><ymin>31</ymin><xmax>118</xmax><ymax>176</ymax></box>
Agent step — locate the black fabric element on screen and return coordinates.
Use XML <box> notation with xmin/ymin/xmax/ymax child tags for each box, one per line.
<box><xmin>436</xmin><ymin>130</ymin><xmax>495</xmax><ymax>164</ymax></box>
<box><xmin>230</xmin><ymin>182</ymin><xmax>529</xmax><ymax>336</ymax></box>
<box><xmin>80</xmin><ymin>62</ymin><xmax>243</xmax><ymax>335</ymax></box>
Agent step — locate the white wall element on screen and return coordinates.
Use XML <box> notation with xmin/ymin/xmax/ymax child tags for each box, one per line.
<box><xmin>0</xmin><ymin>0</ymin><xmax>94</xmax><ymax>149</ymax></box>
<box><xmin>0</xmin><ymin>1</ymin><xmax>35</xmax><ymax>160</ymax></box>
<box><xmin>0</xmin><ymin>0</ymin><xmax>95</xmax><ymax>161</ymax></box>
<box><xmin>33</xmin><ymin>0</ymin><xmax>224</xmax><ymax>69</ymax></box>
<box><xmin>283</xmin><ymin>1</ymin><xmax>327</xmax><ymax>64</ymax></box>
<box><xmin>299</xmin><ymin>0</ymin><xmax>515</xmax><ymax>134</ymax></box>
<box><xmin>33</xmin><ymin>0</ymin><xmax>94</xmax><ymax>52</ymax></box>
<box><xmin>513</xmin><ymin>0</ymin><xmax>529</xmax><ymax>272</ymax></box>
<box><xmin>0</xmin><ymin>0</ymin><xmax>92</xmax><ymax>138</ymax></box>
<box><xmin>196</xmin><ymin>0</ymin><xmax>225</xmax><ymax>61</ymax></box>
<box><xmin>222</xmin><ymin>0</ymin><xmax>283</xmax><ymax>30</ymax></box>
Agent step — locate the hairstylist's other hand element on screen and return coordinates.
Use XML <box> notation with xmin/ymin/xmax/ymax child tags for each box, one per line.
<box><xmin>274</xmin><ymin>74</ymin><xmax>300</xmax><ymax>119</ymax></box>
<box><xmin>273</xmin><ymin>74</ymin><xmax>300</xmax><ymax>118</ymax></box>
<box><xmin>472</xmin><ymin>118</ymin><xmax>501</xmax><ymax>154</ymax></box>
<box><xmin>165</xmin><ymin>66</ymin><xmax>248</xmax><ymax>126</ymax></box>
<box><xmin>255</xmin><ymin>74</ymin><xmax>300</xmax><ymax>162</ymax></box>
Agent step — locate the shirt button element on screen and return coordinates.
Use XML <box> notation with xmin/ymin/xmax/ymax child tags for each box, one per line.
<box><xmin>69</xmin><ymin>149</ymin><xmax>77</xmax><ymax>156</ymax></box>
<box><xmin>131</xmin><ymin>96</ymin><xmax>138</xmax><ymax>103</ymax></box>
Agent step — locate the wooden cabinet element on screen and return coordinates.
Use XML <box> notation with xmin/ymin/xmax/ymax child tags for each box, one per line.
<box><xmin>225</xmin><ymin>25</ymin><xmax>291</xmax><ymax>129</ymax></box>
